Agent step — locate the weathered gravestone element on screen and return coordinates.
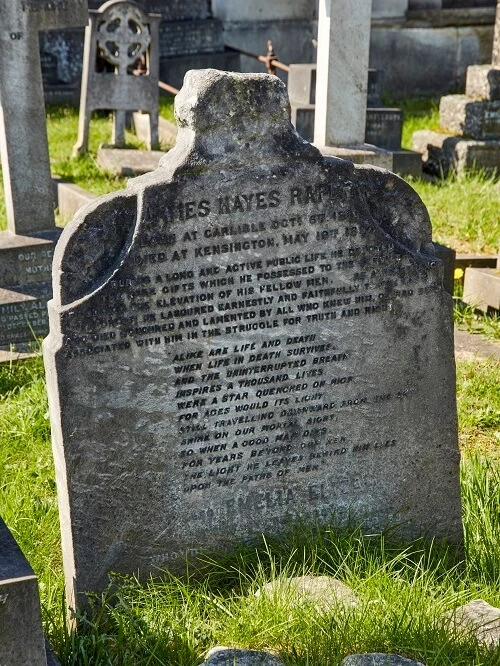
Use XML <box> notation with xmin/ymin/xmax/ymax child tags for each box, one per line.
<box><xmin>0</xmin><ymin>0</ymin><xmax>88</xmax><ymax>351</ymax></box>
<box><xmin>0</xmin><ymin>517</ymin><xmax>49</xmax><ymax>665</ymax></box>
<box><xmin>44</xmin><ymin>69</ymin><xmax>463</xmax><ymax>613</ymax></box>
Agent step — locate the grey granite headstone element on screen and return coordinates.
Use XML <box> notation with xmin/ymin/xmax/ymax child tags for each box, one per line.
<box><xmin>0</xmin><ymin>1</ymin><xmax>89</xmax><ymax>351</ymax></box>
<box><xmin>44</xmin><ymin>69</ymin><xmax>462</xmax><ymax>613</ymax></box>
<box><xmin>0</xmin><ymin>518</ymin><xmax>48</xmax><ymax>666</ymax></box>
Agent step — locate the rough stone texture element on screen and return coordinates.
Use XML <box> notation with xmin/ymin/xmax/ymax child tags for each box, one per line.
<box><xmin>314</xmin><ymin>0</ymin><xmax>372</xmax><ymax>147</ymax></box>
<box><xmin>440</xmin><ymin>95</ymin><xmax>500</xmax><ymax>139</ymax></box>
<box><xmin>97</xmin><ymin>147</ymin><xmax>166</xmax><ymax>176</ymax></box>
<box><xmin>466</xmin><ymin>64</ymin><xmax>500</xmax><ymax>100</ymax></box>
<box><xmin>319</xmin><ymin>144</ymin><xmax>394</xmax><ymax>169</ymax></box>
<box><xmin>448</xmin><ymin>599</ymin><xmax>500</xmax><ymax>647</ymax></box>
<box><xmin>454</xmin><ymin>328</ymin><xmax>500</xmax><ymax>360</ymax></box>
<box><xmin>0</xmin><ymin>517</ymin><xmax>48</xmax><ymax>666</ymax></box>
<box><xmin>44</xmin><ymin>70</ymin><xmax>462</xmax><ymax>613</ymax></box>
<box><xmin>0</xmin><ymin>0</ymin><xmax>88</xmax><ymax>235</ymax></box>
<box><xmin>73</xmin><ymin>1</ymin><xmax>161</xmax><ymax>155</ymax></box>
<box><xmin>341</xmin><ymin>655</ymin><xmax>425</xmax><ymax>666</ymax></box>
<box><xmin>365</xmin><ymin>109</ymin><xmax>404</xmax><ymax>151</ymax></box>
<box><xmin>202</xmin><ymin>648</ymin><xmax>284</xmax><ymax>666</ymax></box>
<box><xmin>412</xmin><ymin>129</ymin><xmax>500</xmax><ymax>175</ymax></box>
<box><xmin>256</xmin><ymin>576</ymin><xmax>358</xmax><ymax>612</ymax></box>
<box><xmin>463</xmin><ymin>267</ymin><xmax>500</xmax><ymax>312</ymax></box>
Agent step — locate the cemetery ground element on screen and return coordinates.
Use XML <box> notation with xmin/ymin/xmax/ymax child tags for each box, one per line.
<box><xmin>0</xmin><ymin>354</ymin><xmax>498</xmax><ymax>665</ymax></box>
<box><xmin>0</xmin><ymin>96</ymin><xmax>498</xmax><ymax>665</ymax></box>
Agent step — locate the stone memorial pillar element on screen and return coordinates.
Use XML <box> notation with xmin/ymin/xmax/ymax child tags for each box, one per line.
<box><xmin>313</xmin><ymin>0</ymin><xmax>392</xmax><ymax>169</ymax></box>
<box><xmin>0</xmin><ymin>1</ymin><xmax>89</xmax><ymax>353</ymax></box>
<box><xmin>44</xmin><ymin>69</ymin><xmax>462</xmax><ymax>614</ymax></box>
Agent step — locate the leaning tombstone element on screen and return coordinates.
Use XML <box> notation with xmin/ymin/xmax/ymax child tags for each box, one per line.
<box><xmin>0</xmin><ymin>517</ymin><xmax>50</xmax><ymax>665</ymax></box>
<box><xmin>0</xmin><ymin>1</ymin><xmax>88</xmax><ymax>356</ymax></box>
<box><xmin>44</xmin><ymin>69</ymin><xmax>463</xmax><ymax>615</ymax></box>
<box><xmin>73</xmin><ymin>0</ymin><xmax>163</xmax><ymax>174</ymax></box>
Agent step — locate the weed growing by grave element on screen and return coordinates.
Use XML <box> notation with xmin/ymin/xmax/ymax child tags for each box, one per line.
<box><xmin>0</xmin><ymin>357</ymin><xmax>498</xmax><ymax>665</ymax></box>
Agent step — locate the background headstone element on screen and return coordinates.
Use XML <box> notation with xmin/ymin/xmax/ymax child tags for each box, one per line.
<box><xmin>44</xmin><ymin>69</ymin><xmax>462</xmax><ymax>613</ymax></box>
<box><xmin>0</xmin><ymin>518</ymin><xmax>49</xmax><ymax>666</ymax></box>
<box><xmin>0</xmin><ymin>0</ymin><xmax>89</xmax><ymax>351</ymax></box>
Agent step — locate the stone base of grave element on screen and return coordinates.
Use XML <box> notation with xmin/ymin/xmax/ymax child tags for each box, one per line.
<box><xmin>316</xmin><ymin>143</ymin><xmax>394</xmax><ymax>170</ymax></box>
<box><xmin>133</xmin><ymin>113</ymin><xmax>178</xmax><ymax>148</ymax></box>
<box><xmin>97</xmin><ymin>147</ymin><xmax>166</xmax><ymax>176</ymax></box>
<box><xmin>463</xmin><ymin>267</ymin><xmax>500</xmax><ymax>314</ymax></box>
<box><xmin>439</xmin><ymin>94</ymin><xmax>500</xmax><ymax>140</ymax></box>
<box><xmin>466</xmin><ymin>65</ymin><xmax>500</xmax><ymax>102</ymax></box>
<box><xmin>53</xmin><ymin>178</ymin><xmax>97</xmax><ymax>221</ymax></box>
<box><xmin>412</xmin><ymin>129</ymin><xmax>500</xmax><ymax>176</ymax></box>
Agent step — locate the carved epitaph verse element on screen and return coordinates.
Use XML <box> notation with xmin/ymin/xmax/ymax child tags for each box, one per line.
<box><xmin>44</xmin><ymin>70</ymin><xmax>462</xmax><ymax>610</ymax></box>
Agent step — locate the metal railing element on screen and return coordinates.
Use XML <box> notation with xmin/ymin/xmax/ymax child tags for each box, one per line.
<box><xmin>157</xmin><ymin>41</ymin><xmax>289</xmax><ymax>95</ymax></box>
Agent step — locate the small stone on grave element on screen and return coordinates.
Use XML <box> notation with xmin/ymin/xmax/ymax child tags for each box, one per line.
<box><xmin>44</xmin><ymin>69</ymin><xmax>462</xmax><ymax>615</ymax></box>
<box><xmin>202</xmin><ymin>648</ymin><xmax>284</xmax><ymax>666</ymax></box>
<box><xmin>448</xmin><ymin>599</ymin><xmax>500</xmax><ymax>647</ymax></box>
<box><xmin>255</xmin><ymin>576</ymin><xmax>358</xmax><ymax>612</ymax></box>
<box><xmin>341</xmin><ymin>655</ymin><xmax>426</xmax><ymax>666</ymax></box>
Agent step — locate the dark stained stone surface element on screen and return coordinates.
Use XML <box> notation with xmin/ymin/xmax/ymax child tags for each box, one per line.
<box><xmin>44</xmin><ymin>70</ymin><xmax>462</xmax><ymax>613</ymax></box>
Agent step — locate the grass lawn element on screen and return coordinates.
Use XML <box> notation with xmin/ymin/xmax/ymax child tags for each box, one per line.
<box><xmin>0</xmin><ymin>356</ymin><xmax>498</xmax><ymax>665</ymax></box>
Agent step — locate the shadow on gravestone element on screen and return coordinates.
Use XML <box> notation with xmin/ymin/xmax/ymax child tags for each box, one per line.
<box><xmin>43</xmin><ymin>69</ymin><xmax>462</xmax><ymax>615</ymax></box>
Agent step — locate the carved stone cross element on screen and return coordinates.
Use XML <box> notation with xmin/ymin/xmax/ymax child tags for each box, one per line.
<box><xmin>0</xmin><ymin>1</ymin><xmax>88</xmax><ymax>236</ymax></box>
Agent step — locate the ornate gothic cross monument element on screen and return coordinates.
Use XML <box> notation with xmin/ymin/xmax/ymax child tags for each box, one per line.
<box><xmin>0</xmin><ymin>1</ymin><xmax>88</xmax><ymax>351</ymax></box>
<box><xmin>73</xmin><ymin>0</ymin><xmax>160</xmax><ymax>154</ymax></box>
